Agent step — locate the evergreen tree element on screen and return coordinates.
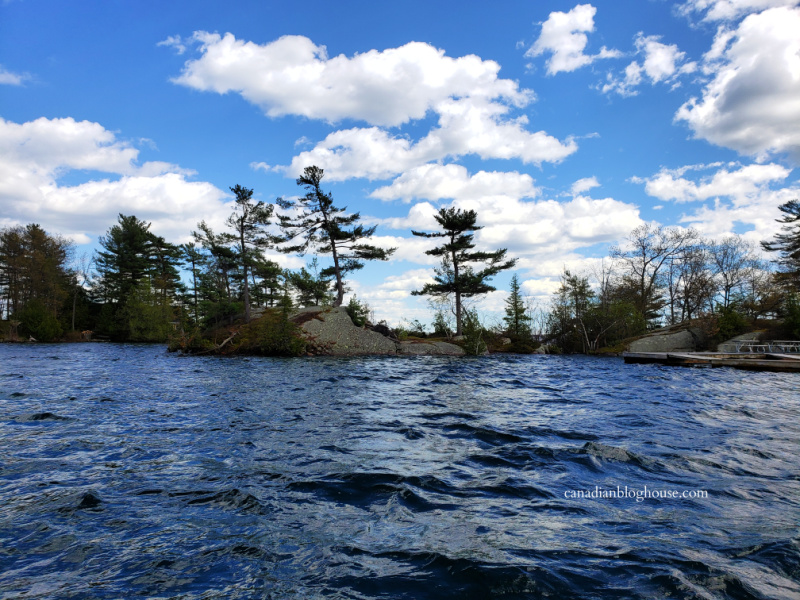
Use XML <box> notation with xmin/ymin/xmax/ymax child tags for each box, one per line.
<box><xmin>95</xmin><ymin>214</ymin><xmax>182</xmax><ymax>340</ymax></box>
<box><xmin>503</xmin><ymin>274</ymin><xmax>532</xmax><ymax>338</ymax></box>
<box><xmin>762</xmin><ymin>199</ymin><xmax>800</xmax><ymax>290</ymax></box>
<box><xmin>411</xmin><ymin>207</ymin><xmax>516</xmax><ymax>335</ymax></box>
<box><xmin>192</xmin><ymin>221</ymin><xmax>240</xmax><ymax>326</ymax></box>
<box><xmin>276</xmin><ymin>166</ymin><xmax>395</xmax><ymax>307</ymax></box>
<box><xmin>224</xmin><ymin>185</ymin><xmax>274</xmax><ymax>322</ymax></box>
<box><xmin>289</xmin><ymin>258</ymin><xmax>333</xmax><ymax>307</ymax></box>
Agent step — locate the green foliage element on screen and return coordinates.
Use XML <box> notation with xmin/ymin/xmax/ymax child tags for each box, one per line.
<box><xmin>1</xmin><ymin>224</ymin><xmax>72</xmax><ymax>327</ymax></box>
<box><xmin>277</xmin><ymin>166</ymin><xmax>395</xmax><ymax>307</ymax></box>
<box><xmin>411</xmin><ymin>208</ymin><xmax>516</xmax><ymax>335</ymax></box>
<box><xmin>461</xmin><ymin>309</ymin><xmax>487</xmax><ymax>356</ymax></box>
<box><xmin>715</xmin><ymin>304</ymin><xmax>749</xmax><ymax>341</ymax></box>
<box><xmin>17</xmin><ymin>299</ymin><xmax>63</xmax><ymax>342</ymax></box>
<box><xmin>762</xmin><ymin>199</ymin><xmax>800</xmax><ymax>290</ymax></box>
<box><xmin>345</xmin><ymin>294</ymin><xmax>370</xmax><ymax>327</ymax></box>
<box><xmin>290</xmin><ymin>258</ymin><xmax>333</xmax><ymax>307</ymax></box>
<box><xmin>431</xmin><ymin>309</ymin><xmax>453</xmax><ymax>338</ymax></box>
<box><xmin>503</xmin><ymin>274</ymin><xmax>532</xmax><ymax>339</ymax></box>
<box><xmin>121</xmin><ymin>281</ymin><xmax>175</xmax><ymax>343</ymax></box>
<box><xmin>784</xmin><ymin>294</ymin><xmax>800</xmax><ymax>338</ymax></box>
<box><xmin>252</xmin><ymin>307</ymin><xmax>306</xmax><ymax>356</ymax></box>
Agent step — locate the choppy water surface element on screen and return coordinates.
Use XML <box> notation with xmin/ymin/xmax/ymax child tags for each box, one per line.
<box><xmin>0</xmin><ymin>344</ymin><xmax>799</xmax><ymax>599</ymax></box>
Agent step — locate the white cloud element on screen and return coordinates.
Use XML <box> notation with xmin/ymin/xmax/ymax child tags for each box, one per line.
<box><xmin>601</xmin><ymin>34</ymin><xmax>696</xmax><ymax>96</ymax></box>
<box><xmin>639</xmin><ymin>162</ymin><xmax>791</xmax><ymax>202</ymax></box>
<box><xmin>285</xmin><ymin>98</ymin><xmax>577</xmax><ymax>180</ymax></box>
<box><xmin>0</xmin><ymin>116</ymin><xmax>229</xmax><ymax>244</ymax></box>
<box><xmin>570</xmin><ymin>176</ymin><xmax>600</xmax><ymax>195</ymax></box>
<box><xmin>526</xmin><ymin>4</ymin><xmax>621</xmax><ymax>75</ymax></box>
<box><xmin>157</xmin><ymin>35</ymin><xmax>187</xmax><ymax>55</ymax></box>
<box><xmin>171</xmin><ymin>32</ymin><xmax>530</xmax><ymax>127</ymax></box>
<box><xmin>675</xmin><ymin>6</ymin><xmax>800</xmax><ymax>162</ymax></box>
<box><xmin>635</xmin><ymin>161</ymin><xmax>798</xmax><ymax>241</ymax></box>
<box><xmin>678</xmin><ymin>0</ymin><xmax>799</xmax><ymax>21</ymax></box>
<box><xmin>0</xmin><ymin>65</ymin><xmax>27</xmax><ymax>85</ymax></box>
<box><xmin>372</xmin><ymin>193</ymin><xmax>641</xmax><ymax>261</ymax></box>
<box><xmin>371</xmin><ymin>164</ymin><xmax>539</xmax><ymax>203</ymax></box>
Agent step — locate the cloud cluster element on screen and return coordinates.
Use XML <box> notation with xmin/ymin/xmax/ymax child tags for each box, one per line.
<box><xmin>678</xmin><ymin>0</ymin><xmax>799</xmax><ymax>21</ymax></box>
<box><xmin>634</xmin><ymin>161</ymin><xmax>798</xmax><ymax>240</ymax></box>
<box><xmin>601</xmin><ymin>33</ymin><xmax>696</xmax><ymax>96</ymax></box>
<box><xmin>167</xmin><ymin>32</ymin><xmax>577</xmax><ymax>181</ymax></box>
<box><xmin>283</xmin><ymin>99</ymin><xmax>576</xmax><ymax>180</ymax></box>
<box><xmin>371</xmin><ymin>164</ymin><xmax>539</xmax><ymax>203</ymax></box>
<box><xmin>676</xmin><ymin>6</ymin><xmax>800</xmax><ymax>162</ymax></box>
<box><xmin>369</xmin><ymin>167</ymin><xmax>641</xmax><ymax>260</ymax></box>
<box><xmin>171</xmin><ymin>32</ymin><xmax>529</xmax><ymax>127</ymax></box>
<box><xmin>526</xmin><ymin>4</ymin><xmax>620</xmax><ymax>75</ymax></box>
<box><xmin>0</xmin><ymin>65</ymin><xmax>28</xmax><ymax>86</ymax></box>
<box><xmin>0</xmin><ymin>117</ymin><xmax>229</xmax><ymax>244</ymax></box>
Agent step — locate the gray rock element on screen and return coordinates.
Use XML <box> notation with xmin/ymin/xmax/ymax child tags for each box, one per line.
<box><xmin>396</xmin><ymin>341</ymin><xmax>465</xmax><ymax>356</ymax></box>
<box><xmin>298</xmin><ymin>307</ymin><xmax>397</xmax><ymax>356</ymax></box>
<box><xmin>716</xmin><ymin>330</ymin><xmax>766</xmax><ymax>353</ymax></box>
<box><xmin>628</xmin><ymin>327</ymin><xmax>706</xmax><ymax>353</ymax></box>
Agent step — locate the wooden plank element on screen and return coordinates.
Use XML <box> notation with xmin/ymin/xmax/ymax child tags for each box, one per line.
<box><xmin>765</xmin><ymin>353</ymin><xmax>800</xmax><ymax>361</ymax></box>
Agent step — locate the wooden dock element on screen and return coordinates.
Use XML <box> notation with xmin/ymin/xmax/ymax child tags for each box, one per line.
<box><xmin>623</xmin><ymin>351</ymin><xmax>800</xmax><ymax>372</ymax></box>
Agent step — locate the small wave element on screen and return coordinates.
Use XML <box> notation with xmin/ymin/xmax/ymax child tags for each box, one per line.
<box><xmin>26</xmin><ymin>412</ymin><xmax>72</xmax><ymax>421</ymax></box>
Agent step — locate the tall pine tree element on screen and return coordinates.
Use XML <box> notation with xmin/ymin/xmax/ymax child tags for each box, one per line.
<box><xmin>276</xmin><ymin>166</ymin><xmax>395</xmax><ymax>307</ymax></box>
<box><xmin>411</xmin><ymin>207</ymin><xmax>516</xmax><ymax>335</ymax></box>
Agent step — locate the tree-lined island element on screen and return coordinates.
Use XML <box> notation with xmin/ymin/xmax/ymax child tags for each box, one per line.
<box><xmin>1</xmin><ymin>166</ymin><xmax>799</xmax><ymax>357</ymax></box>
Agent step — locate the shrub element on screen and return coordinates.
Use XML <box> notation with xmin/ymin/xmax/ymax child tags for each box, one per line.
<box><xmin>461</xmin><ymin>309</ymin><xmax>487</xmax><ymax>356</ymax></box>
<box><xmin>17</xmin><ymin>300</ymin><xmax>63</xmax><ymax>342</ymax></box>
<box><xmin>345</xmin><ymin>295</ymin><xmax>370</xmax><ymax>327</ymax></box>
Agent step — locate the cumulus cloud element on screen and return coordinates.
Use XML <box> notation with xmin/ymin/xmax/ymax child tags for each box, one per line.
<box><xmin>601</xmin><ymin>34</ymin><xmax>696</xmax><ymax>96</ymax></box>
<box><xmin>157</xmin><ymin>35</ymin><xmax>187</xmax><ymax>55</ymax></box>
<box><xmin>678</xmin><ymin>0</ymin><xmax>799</xmax><ymax>21</ymax></box>
<box><xmin>284</xmin><ymin>98</ymin><xmax>577</xmax><ymax>180</ymax></box>
<box><xmin>0</xmin><ymin>65</ymin><xmax>28</xmax><ymax>85</ymax></box>
<box><xmin>570</xmin><ymin>176</ymin><xmax>600</xmax><ymax>195</ymax></box>
<box><xmin>634</xmin><ymin>161</ymin><xmax>798</xmax><ymax>241</ymax></box>
<box><xmin>171</xmin><ymin>32</ymin><xmax>530</xmax><ymax>127</ymax></box>
<box><xmin>371</xmin><ymin>191</ymin><xmax>641</xmax><ymax>260</ymax></box>
<box><xmin>526</xmin><ymin>4</ymin><xmax>620</xmax><ymax>75</ymax></box>
<box><xmin>371</xmin><ymin>164</ymin><xmax>539</xmax><ymax>203</ymax></box>
<box><xmin>0</xmin><ymin>116</ymin><xmax>228</xmax><ymax>244</ymax></box>
<box><xmin>675</xmin><ymin>6</ymin><xmax>800</xmax><ymax>162</ymax></box>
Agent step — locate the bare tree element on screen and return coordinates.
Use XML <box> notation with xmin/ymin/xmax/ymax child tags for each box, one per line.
<box><xmin>709</xmin><ymin>235</ymin><xmax>759</xmax><ymax>308</ymax></box>
<box><xmin>610</xmin><ymin>224</ymin><xmax>700</xmax><ymax>324</ymax></box>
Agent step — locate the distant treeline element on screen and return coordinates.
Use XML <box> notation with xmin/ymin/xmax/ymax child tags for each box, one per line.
<box><xmin>1</xmin><ymin>165</ymin><xmax>798</xmax><ymax>351</ymax></box>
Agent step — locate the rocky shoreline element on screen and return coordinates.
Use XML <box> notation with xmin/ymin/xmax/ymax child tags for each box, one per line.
<box><xmin>292</xmin><ymin>307</ymin><xmax>464</xmax><ymax>356</ymax></box>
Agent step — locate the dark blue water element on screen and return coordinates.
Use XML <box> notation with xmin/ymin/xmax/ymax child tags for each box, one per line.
<box><xmin>0</xmin><ymin>344</ymin><xmax>798</xmax><ymax>599</ymax></box>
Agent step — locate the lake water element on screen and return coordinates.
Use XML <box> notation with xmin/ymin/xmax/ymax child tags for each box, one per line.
<box><xmin>0</xmin><ymin>343</ymin><xmax>798</xmax><ymax>599</ymax></box>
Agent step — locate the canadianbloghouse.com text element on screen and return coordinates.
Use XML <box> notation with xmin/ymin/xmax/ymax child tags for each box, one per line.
<box><xmin>564</xmin><ymin>486</ymin><xmax>709</xmax><ymax>502</ymax></box>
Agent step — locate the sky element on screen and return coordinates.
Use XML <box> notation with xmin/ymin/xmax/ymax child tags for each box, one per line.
<box><xmin>2</xmin><ymin>0</ymin><xmax>799</xmax><ymax>325</ymax></box>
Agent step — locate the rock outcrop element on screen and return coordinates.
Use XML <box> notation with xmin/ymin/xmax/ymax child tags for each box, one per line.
<box><xmin>627</xmin><ymin>326</ymin><xmax>707</xmax><ymax>353</ymax></box>
<box><xmin>396</xmin><ymin>340</ymin><xmax>465</xmax><ymax>356</ymax></box>
<box><xmin>292</xmin><ymin>307</ymin><xmax>465</xmax><ymax>356</ymax></box>
<box><xmin>716</xmin><ymin>330</ymin><xmax>766</xmax><ymax>353</ymax></box>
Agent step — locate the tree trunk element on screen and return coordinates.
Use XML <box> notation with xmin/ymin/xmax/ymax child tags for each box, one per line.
<box><xmin>452</xmin><ymin>247</ymin><xmax>462</xmax><ymax>336</ymax></box>
<box><xmin>241</xmin><ymin>230</ymin><xmax>251</xmax><ymax>323</ymax></box>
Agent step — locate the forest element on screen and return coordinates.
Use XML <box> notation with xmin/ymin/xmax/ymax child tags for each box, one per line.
<box><xmin>1</xmin><ymin>166</ymin><xmax>799</xmax><ymax>354</ymax></box>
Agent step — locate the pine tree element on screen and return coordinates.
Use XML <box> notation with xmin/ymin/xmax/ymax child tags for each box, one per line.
<box><xmin>503</xmin><ymin>274</ymin><xmax>531</xmax><ymax>339</ymax></box>
<box><xmin>411</xmin><ymin>207</ymin><xmax>516</xmax><ymax>335</ymax></box>
<box><xmin>762</xmin><ymin>199</ymin><xmax>800</xmax><ymax>290</ymax></box>
<box><xmin>276</xmin><ymin>166</ymin><xmax>395</xmax><ymax>307</ymax></box>
<box><xmin>224</xmin><ymin>185</ymin><xmax>274</xmax><ymax>322</ymax></box>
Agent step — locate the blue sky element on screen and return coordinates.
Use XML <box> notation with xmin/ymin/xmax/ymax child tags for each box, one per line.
<box><xmin>2</xmin><ymin>0</ymin><xmax>799</xmax><ymax>324</ymax></box>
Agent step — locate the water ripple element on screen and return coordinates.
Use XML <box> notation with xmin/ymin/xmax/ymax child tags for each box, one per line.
<box><xmin>0</xmin><ymin>344</ymin><xmax>798</xmax><ymax>599</ymax></box>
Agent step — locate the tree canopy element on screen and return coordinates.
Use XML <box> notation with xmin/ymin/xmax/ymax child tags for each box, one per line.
<box><xmin>411</xmin><ymin>207</ymin><xmax>516</xmax><ymax>335</ymax></box>
<box><xmin>276</xmin><ymin>166</ymin><xmax>395</xmax><ymax>307</ymax></box>
<box><xmin>762</xmin><ymin>199</ymin><xmax>800</xmax><ymax>290</ymax></box>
